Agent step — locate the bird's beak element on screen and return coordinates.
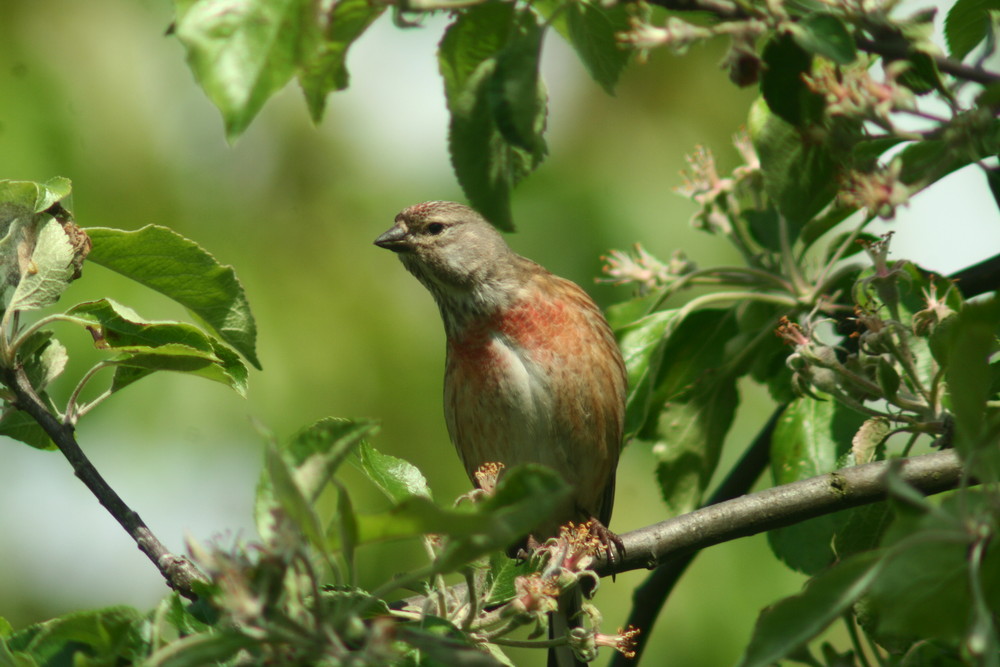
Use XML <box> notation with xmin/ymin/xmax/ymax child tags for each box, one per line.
<box><xmin>374</xmin><ymin>224</ymin><xmax>410</xmax><ymax>253</ymax></box>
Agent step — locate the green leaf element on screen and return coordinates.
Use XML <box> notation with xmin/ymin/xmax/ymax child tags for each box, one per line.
<box><xmin>348</xmin><ymin>440</ymin><xmax>432</xmax><ymax>502</ymax></box>
<box><xmin>737</xmin><ymin>550</ymin><xmax>885</xmax><ymax>667</ymax></box>
<box><xmin>749</xmin><ymin>98</ymin><xmax>838</xmax><ymax>227</ymax></box>
<box><xmin>438</xmin><ymin>4</ymin><xmax>544</xmax><ymax>231</ymax></box>
<box><xmin>0</xmin><ymin>177</ymin><xmax>72</xmax><ymax>217</ymax></box>
<box><xmin>618</xmin><ymin>309</ymin><xmax>685</xmax><ymax>438</ymax></box>
<box><xmin>172</xmin><ymin>0</ymin><xmax>315</xmax><ymax>140</ymax></box>
<box><xmin>621</xmin><ymin>308</ymin><xmax>742</xmax><ymax>514</ymax></box>
<box><xmin>851</xmin><ymin>416</ymin><xmax>889</xmax><ymax>465</ymax></box>
<box><xmin>620</xmin><ymin>308</ymin><xmax>741</xmax><ymax>439</ymax></box>
<box><xmin>760</xmin><ymin>33</ymin><xmax>825</xmax><ymax>127</ymax></box>
<box><xmin>255</xmin><ymin>418</ymin><xmax>379</xmax><ymax>541</ymax></box>
<box><xmin>334</xmin><ymin>481</ymin><xmax>358</xmax><ymax>583</ymax></box>
<box><xmin>488</xmin><ymin>11</ymin><xmax>547</xmax><ymax>154</ymax></box>
<box><xmin>866</xmin><ymin>492</ymin><xmax>998</xmax><ymax>645</ymax></box>
<box><xmin>0</xmin><ymin>179</ymin><xmax>85</xmax><ymax>314</ymax></box>
<box><xmin>651</xmin><ymin>377</ymin><xmax>738</xmax><ymax>515</ymax></box>
<box><xmin>483</xmin><ymin>553</ymin><xmax>534</xmax><ymax>606</ymax></box>
<box><xmin>435</xmin><ymin>464</ymin><xmax>570</xmax><ymax>571</ymax></box>
<box><xmin>875</xmin><ymin>356</ymin><xmax>901</xmax><ymax>402</ymax></box>
<box><xmin>152</xmin><ymin>593</ymin><xmax>210</xmax><ymax>640</ymax></box>
<box><xmin>395</xmin><ymin>618</ymin><xmax>505</xmax><ymax>667</ymax></box>
<box><xmin>7</xmin><ymin>217</ymin><xmax>77</xmax><ymax>313</ymax></box>
<box><xmin>895</xmin><ymin>139</ymin><xmax>977</xmax><ymax>185</ymax></box>
<box><xmin>341</xmin><ymin>465</ymin><xmax>569</xmax><ymax>565</ymax></box>
<box><xmin>145</xmin><ymin>630</ymin><xmax>255</xmax><ymax>667</ymax></box>
<box><xmin>946</xmin><ymin>0</ymin><xmax>1000</xmax><ymax>60</ymax></box>
<box><xmin>831</xmin><ymin>501</ymin><xmax>892</xmax><ymax>560</ymax></box>
<box><xmin>264</xmin><ymin>442</ymin><xmax>326</xmax><ymax>551</ymax></box>
<box><xmin>0</xmin><ymin>410</ymin><xmax>54</xmax><ymax>451</ymax></box>
<box><xmin>298</xmin><ymin>0</ymin><xmax>385</xmax><ymax>122</ymax></box>
<box><xmin>85</xmin><ymin>226</ymin><xmax>260</xmax><ymax>369</ymax></box>
<box><xmin>66</xmin><ymin>298</ymin><xmax>249</xmax><ymax>395</ymax></box>
<box><xmin>534</xmin><ymin>0</ymin><xmax>638</xmax><ymax>94</ymax></box>
<box><xmin>3</xmin><ymin>606</ymin><xmax>144</xmax><ymax>665</ymax></box>
<box><xmin>791</xmin><ymin>13</ymin><xmax>857</xmax><ymax>65</ymax></box>
<box><xmin>941</xmin><ymin>296</ymin><xmax>1000</xmax><ymax>459</ymax></box>
<box><xmin>352</xmin><ymin>495</ymin><xmax>480</xmax><ymax>544</ymax></box>
<box><xmin>17</xmin><ymin>329</ymin><xmax>66</xmax><ymax>395</ymax></box>
<box><xmin>896</xmin><ymin>51</ymin><xmax>947</xmax><ymax>95</ymax></box>
<box><xmin>69</xmin><ymin>299</ymin><xmax>218</xmax><ymax>351</ymax></box>
<box><xmin>767</xmin><ymin>396</ymin><xmax>866</xmax><ymax>574</ymax></box>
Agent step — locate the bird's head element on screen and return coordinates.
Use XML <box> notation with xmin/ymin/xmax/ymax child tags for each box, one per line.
<box><xmin>374</xmin><ymin>201</ymin><xmax>514</xmax><ymax>295</ymax></box>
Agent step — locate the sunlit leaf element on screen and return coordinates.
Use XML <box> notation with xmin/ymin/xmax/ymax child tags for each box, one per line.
<box><xmin>299</xmin><ymin>0</ymin><xmax>384</xmax><ymax>121</ymax></box>
<box><xmin>85</xmin><ymin>226</ymin><xmax>260</xmax><ymax>369</ymax></box>
<box><xmin>618</xmin><ymin>308</ymin><xmax>684</xmax><ymax>438</ymax></box>
<box><xmin>172</xmin><ymin>0</ymin><xmax>315</xmax><ymax>139</ymax></box>
<box><xmin>67</xmin><ymin>298</ymin><xmax>248</xmax><ymax>396</ymax></box>
<box><xmin>8</xmin><ymin>218</ymin><xmax>77</xmax><ymax>313</ymax></box>
<box><xmin>338</xmin><ymin>465</ymin><xmax>569</xmax><ymax>568</ymax></box>
<box><xmin>348</xmin><ymin>440</ymin><xmax>432</xmax><ymax>502</ymax></box>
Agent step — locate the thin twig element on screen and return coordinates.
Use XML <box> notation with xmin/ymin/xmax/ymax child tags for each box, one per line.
<box><xmin>0</xmin><ymin>363</ymin><xmax>204</xmax><ymax>598</ymax></box>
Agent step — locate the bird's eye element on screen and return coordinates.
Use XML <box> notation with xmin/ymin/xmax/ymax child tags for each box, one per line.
<box><xmin>426</xmin><ymin>222</ymin><xmax>445</xmax><ymax>235</ymax></box>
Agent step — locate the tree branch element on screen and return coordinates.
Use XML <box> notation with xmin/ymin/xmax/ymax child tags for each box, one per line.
<box><xmin>596</xmin><ymin>448</ymin><xmax>964</xmax><ymax>578</ymax></box>
<box><xmin>1</xmin><ymin>364</ymin><xmax>204</xmax><ymax>598</ymax></box>
<box><xmin>638</xmin><ymin>0</ymin><xmax>1000</xmax><ymax>86</ymax></box>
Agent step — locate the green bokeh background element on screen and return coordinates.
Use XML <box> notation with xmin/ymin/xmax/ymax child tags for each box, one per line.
<box><xmin>7</xmin><ymin>1</ymin><xmax>992</xmax><ymax>664</ymax></box>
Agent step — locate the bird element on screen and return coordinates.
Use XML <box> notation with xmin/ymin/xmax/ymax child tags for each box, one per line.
<box><xmin>374</xmin><ymin>201</ymin><xmax>627</xmax><ymax>665</ymax></box>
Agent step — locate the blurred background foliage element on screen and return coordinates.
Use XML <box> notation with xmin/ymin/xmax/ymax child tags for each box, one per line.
<box><xmin>1</xmin><ymin>0</ymin><xmax>996</xmax><ymax>664</ymax></box>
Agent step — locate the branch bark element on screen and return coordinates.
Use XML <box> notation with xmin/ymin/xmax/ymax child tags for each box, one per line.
<box><xmin>1</xmin><ymin>364</ymin><xmax>204</xmax><ymax>598</ymax></box>
<box><xmin>596</xmin><ymin>448</ymin><xmax>964</xmax><ymax>578</ymax></box>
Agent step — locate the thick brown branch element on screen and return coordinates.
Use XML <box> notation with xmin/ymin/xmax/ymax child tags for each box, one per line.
<box><xmin>1</xmin><ymin>364</ymin><xmax>204</xmax><ymax>598</ymax></box>
<box><xmin>596</xmin><ymin>448</ymin><xmax>964</xmax><ymax>577</ymax></box>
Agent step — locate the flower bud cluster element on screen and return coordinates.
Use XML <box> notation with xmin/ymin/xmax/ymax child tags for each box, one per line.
<box><xmin>600</xmin><ymin>245</ymin><xmax>695</xmax><ymax>294</ymax></box>
<box><xmin>676</xmin><ymin>131</ymin><xmax>763</xmax><ymax>236</ymax></box>
<box><xmin>840</xmin><ymin>159</ymin><xmax>912</xmax><ymax>219</ymax></box>
<box><xmin>803</xmin><ymin>59</ymin><xmax>913</xmax><ymax>124</ymax></box>
<box><xmin>500</xmin><ymin>521</ymin><xmax>639</xmax><ymax>661</ymax></box>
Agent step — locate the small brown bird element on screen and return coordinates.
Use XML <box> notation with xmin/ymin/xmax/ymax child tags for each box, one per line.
<box><xmin>375</xmin><ymin>202</ymin><xmax>627</xmax><ymax>665</ymax></box>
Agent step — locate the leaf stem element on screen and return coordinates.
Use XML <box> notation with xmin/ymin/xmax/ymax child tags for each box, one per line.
<box><xmin>843</xmin><ymin>612</ymin><xmax>873</xmax><ymax>667</ymax></box>
<box><xmin>64</xmin><ymin>360</ymin><xmax>114</xmax><ymax>425</ymax></box>
<box><xmin>647</xmin><ymin>266</ymin><xmax>794</xmax><ymax>314</ymax></box>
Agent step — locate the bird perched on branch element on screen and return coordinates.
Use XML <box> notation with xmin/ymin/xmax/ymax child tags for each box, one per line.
<box><xmin>375</xmin><ymin>201</ymin><xmax>627</xmax><ymax>666</ymax></box>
